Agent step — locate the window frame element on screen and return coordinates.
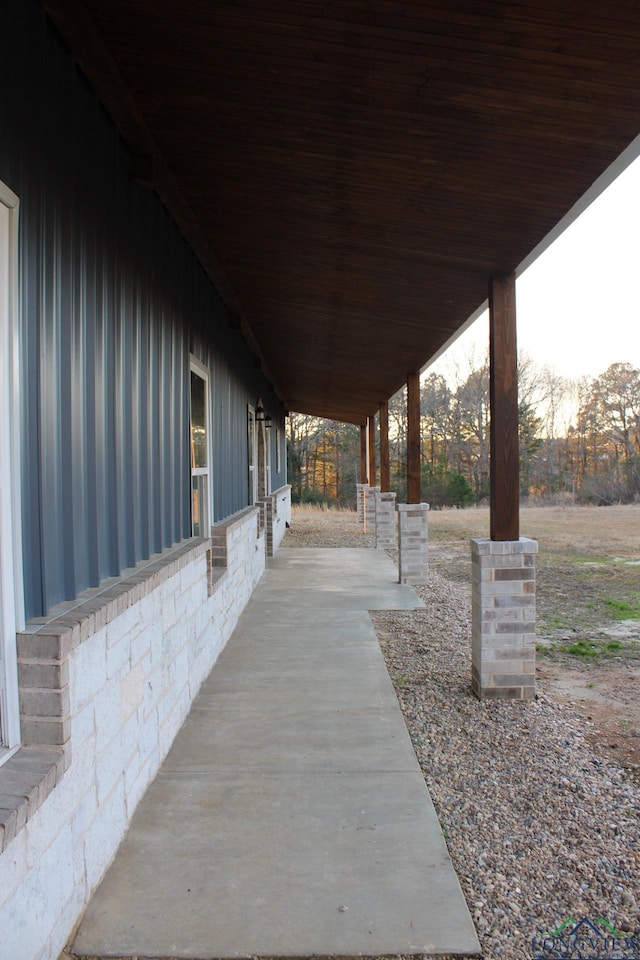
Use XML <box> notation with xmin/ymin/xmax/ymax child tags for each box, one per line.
<box><xmin>275</xmin><ymin>426</ymin><xmax>282</xmax><ymax>475</ymax></box>
<box><xmin>189</xmin><ymin>357</ymin><xmax>212</xmax><ymax>537</ymax></box>
<box><xmin>265</xmin><ymin>421</ymin><xmax>272</xmax><ymax>495</ymax></box>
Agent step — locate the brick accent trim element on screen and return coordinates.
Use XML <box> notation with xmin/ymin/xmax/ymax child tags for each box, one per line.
<box><xmin>0</xmin><ymin>750</ymin><xmax>67</xmax><ymax>852</ymax></box>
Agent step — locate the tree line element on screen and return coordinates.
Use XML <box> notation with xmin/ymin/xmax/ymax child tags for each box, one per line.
<box><xmin>286</xmin><ymin>360</ymin><xmax>640</xmax><ymax>509</ymax></box>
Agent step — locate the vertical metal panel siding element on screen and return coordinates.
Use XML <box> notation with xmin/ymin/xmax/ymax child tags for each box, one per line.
<box><xmin>1</xmin><ymin>4</ymin><xmax>176</xmax><ymax>617</ymax></box>
<box><xmin>2</xmin><ymin>2</ymin><xmax>286</xmax><ymax>618</ymax></box>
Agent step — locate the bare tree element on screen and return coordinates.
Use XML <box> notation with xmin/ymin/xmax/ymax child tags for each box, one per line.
<box><xmin>286</xmin><ymin>360</ymin><xmax>640</xmax><ymax>508</ymax></box>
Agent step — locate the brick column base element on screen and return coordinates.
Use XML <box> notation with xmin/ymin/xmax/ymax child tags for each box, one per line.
<box><xmin>364</xmin><ymin>485</ymin><xmax>380</xmax><ymax>535</ymax></box>
<box><xmin>471</xmin><ymin>538</ymin><xmax>538</xmax><ymax>700</ymax></box>
<box><xmin>356</xmin><ymin>483</ymin><xmax>368</xmax><ymax>525</ymax></box>
<box><xmin>375</xmin><ymin>491</ymin><xmax>396</xmax><ymax>550</ymax></box>
<box><xmin>259</xmin><ymin>493</ymin><xmax>276</xmax><ymax>557</ymax></box>
<box><xmin>398</xmin><ymin>502</ymin><xmax>429</xmax><ymax>584</ymax></box>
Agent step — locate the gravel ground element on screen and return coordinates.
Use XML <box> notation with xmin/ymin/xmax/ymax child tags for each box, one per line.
<box><xmin>284</xmin><ymin>512</ymin><xmax>640</xmax><ymax>959</ymax></box>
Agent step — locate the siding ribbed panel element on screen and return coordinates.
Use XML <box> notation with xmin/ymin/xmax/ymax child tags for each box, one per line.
<box><xmin>1</xmin><ymin>2</ymin><xmax>285</xmax><ymax>618</ymax></box>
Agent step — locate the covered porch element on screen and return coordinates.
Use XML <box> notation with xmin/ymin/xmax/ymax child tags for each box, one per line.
<box><xmin>5</xmin><ymin>5</ymin><xmax>640</xmax><ymax>959</ymax></box>
<box><xmin>45</xmin><ymin>0</ymin><xmax>640</xmax><ymax>699</ymax></box>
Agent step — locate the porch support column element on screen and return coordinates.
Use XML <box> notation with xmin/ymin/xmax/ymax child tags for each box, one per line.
<box><xmin>375</xmin><ymin>401</ymin><xmax>396</xmax><ymax>548</ymax></box>
<box><xmin>363</xmin><ymin>415</ymin><xmax>378</xmax><ymax>535</ymax></box>
<box><xmin>399</xmin><ymin>372</ymin><xmax>429</xmax><ymax>583</ymax></box>
<box><xmin>368</xmin><ymin>415</ymin><xmax>377</xmax><ymax>489</ymax></box>
<box><xmin>406</xmin><ymin>372</ymin><xmax>421</xmax><ymax>504</ymax></box>
<box><xmin>489</xmin><ymin>273</ymin><xmax>519</xmax><ymax>541</ymax></box>
<box><xmin>379</xmin><ymin>402</ymin><xmax>390</xmax><ymax>492</ymax></box>
<box><xmin>357</xmin><ymin>424</ymin><xmax>368</xmax><ymax>524</ymax></box>
<box><xmin>471</xmin><ymin>273</ymin><xmax>537</xmax><ymax>700</ymax></box>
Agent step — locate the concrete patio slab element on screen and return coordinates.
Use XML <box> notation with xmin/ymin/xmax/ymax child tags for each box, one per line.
<box><xmin>72</xmin><ymin>548</ymin><xmax>480</xmax><ymax>959</ymax></box>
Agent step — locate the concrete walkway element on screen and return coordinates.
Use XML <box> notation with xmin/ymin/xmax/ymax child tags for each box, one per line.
<box><xmin>73</xmin><ymin>548</ymin><xmax>480</xmax><ymax>959</ymax></box>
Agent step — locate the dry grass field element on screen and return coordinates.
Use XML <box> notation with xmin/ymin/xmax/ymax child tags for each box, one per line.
<box><xmin>428</xmin><ymin>502</ymin><xmax>639</xmax><ymax>557</ymax></box>
<box><xmin>287</xmin><ymin>502</ymin><xmax>640</xmax><ymax>774</ymax></box>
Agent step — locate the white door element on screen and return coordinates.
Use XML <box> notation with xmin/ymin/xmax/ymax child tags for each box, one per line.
<box><xmin>0</xmin><ymin>184</ymin><xmax>21</xmax><ymax>754</ymax></box>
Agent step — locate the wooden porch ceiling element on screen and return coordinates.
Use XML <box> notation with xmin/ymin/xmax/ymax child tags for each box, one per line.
<box><xmin>46</xmin><ymin>1</ymin><xmax>640</xmax><ymax>424</ymax></box>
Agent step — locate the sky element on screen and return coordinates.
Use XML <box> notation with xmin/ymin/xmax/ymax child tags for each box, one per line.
<box><xmin>429</xmin><ymin>151</ymin><xmax>640</xmax><ymax>384</ymax></box>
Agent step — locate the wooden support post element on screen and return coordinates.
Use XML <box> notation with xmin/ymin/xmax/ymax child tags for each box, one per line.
<box><xmin>368</xmin><ymin>415</ymin><xmax>377</xmax><ymax>488</ymax></box>
<box><xmin>407</xmin><ymin>371</ymin><xmax>421</xmax><ymax>504</ymax></box>
<box><xmin>489</xmin><ymin>273</ymin><xmax>519</xmax><ymax>541</ymax></box>
<box><xmin>360</xmin><ymin>425</ymin><xmax>368</xmax><ymax>484</ymax></box>
<box><xmin>379</xmin><ymin>402</ymin><xmax>390</xmax><ymax>492</ymax></box>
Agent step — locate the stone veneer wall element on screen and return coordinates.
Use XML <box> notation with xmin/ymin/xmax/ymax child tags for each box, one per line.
<box><xmin>471</xmin><ymin>538</ymin><xmax>538</xmax><ymax>700</ymax></box>
<box><xmin>0</xmin><ymin>506</ymin><xmax>266</xmax><ymax>960</ymax></box>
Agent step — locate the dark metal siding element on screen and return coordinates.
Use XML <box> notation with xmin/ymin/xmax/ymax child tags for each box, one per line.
<box><xmin>2</xmin><ymin>2</ymin><xmax>286</xmax><ymax>618</ymax></box>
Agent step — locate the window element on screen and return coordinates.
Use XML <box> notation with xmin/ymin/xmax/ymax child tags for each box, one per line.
<box><xmin>247</xmin><ymin>405</ymin><xmax>258</xmax><ymax>504</ymax></box>
<box><xmin>275</xmin><ymin>427</ymin><xmax>282</xmax><ymax>474</ymax></box>
<box><xmin>0</xmin><ymin>182</ymin><xmax>21</xmax><ymax>755</ymax></box>
<box><xmin>190</xmin><ymin>359</ymin><xmax>211</xmax><ymax>537</ymax></box>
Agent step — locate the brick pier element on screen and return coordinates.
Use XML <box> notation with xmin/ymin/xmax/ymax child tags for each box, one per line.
<box><xmin>375</xmin><ymin>491</ymin><xmax>396</xmax><ymax>550</ymax></box>
<box><xmin>364</xmin><ymin>485</ymin><xmax>380</xmax><ymax>535</ymax></box>
<box><xmin>397</xmin><ymin>502</ymin><xmax>429</xmax><ymax>585</ymax></box>
<box><xmin>471</xmin><ymin>538</ymin><xmax>538</xmax><ymax>700</ymax></box>
<box><xmin>356</xmin><ymin>483</ymin><xmax>368</xmax><ymax>525</ymax></box>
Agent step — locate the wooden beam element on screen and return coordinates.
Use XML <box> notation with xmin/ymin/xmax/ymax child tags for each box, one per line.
<box><xmin>489</xmin><ymin>273</ymin><xmax>519</xmax><ymax>541</ymax></box>
<box><xmin>379</xmin><ymin>402</ymin><xmax>390</xmax><ymax>492</ymax></box>
<box><xmin>360</xmin><ymin>425</ymin><xmax>368</xmax><ymax>484</ymax></box>
<box><xmin>407</xmin><ymin>372</ymin><xmax>421</xmax><ymax>503</ymax></box>
<box><xmin>368</xmin><ymin>415</ymin><xmax>377</xmax><ymax>487</ymax></box>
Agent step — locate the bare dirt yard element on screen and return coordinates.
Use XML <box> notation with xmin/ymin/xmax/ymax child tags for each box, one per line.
<box><xmin>425</xmin><ymin>503</ymin><xmax>640</xmax><ymax>776</ymax></box>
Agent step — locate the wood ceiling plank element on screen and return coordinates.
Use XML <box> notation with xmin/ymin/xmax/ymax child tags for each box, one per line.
<box><xmin>59</xmin><ymin>0</ymin><xmax>640</xmax><ymax>421</ymax></box>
